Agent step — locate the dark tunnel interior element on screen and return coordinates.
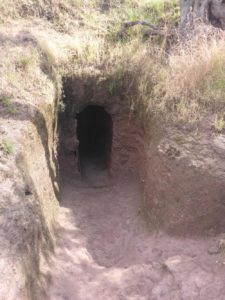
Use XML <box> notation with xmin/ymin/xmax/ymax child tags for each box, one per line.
<box><xmin>76</xmin><ymin>105</ymin><xmax>113</xmax><ymax>173</ymax></box>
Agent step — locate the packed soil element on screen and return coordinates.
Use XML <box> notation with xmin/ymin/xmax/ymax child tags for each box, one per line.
<box><xmin>48</xmin><ymin>151</ymin><xmax>225</xmax><ymax>300</ymax></box>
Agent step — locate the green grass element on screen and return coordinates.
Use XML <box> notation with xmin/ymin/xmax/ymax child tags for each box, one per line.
<box><xmin>214</xmin><ymin>115</ymin><xmax>225</xmax><ymax>132</ymax></box>
<box><xmin>58</xmin><ymin>100</ymin><xmax>66</xmax><ymax>113</ymax></box>
<box><xmin>15</xmin><ymin>51</ymin><xmax>38</xmax><ymax>72</ymax></box>
<box><xmin>1</xmin><ymin>138</ymin><xmax>14</xmax><ymax>155</ymax></box>
<box><xmin>0</xmin><ymin>95</ymin><xmax>17</xmax><ymax>114</ymax></box>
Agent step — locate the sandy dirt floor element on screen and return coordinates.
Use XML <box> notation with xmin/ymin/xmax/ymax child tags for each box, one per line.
<box><xmin>48</xmin><ymin>152</ymin><xmax>225</xmax><ymax>300</ymax></box>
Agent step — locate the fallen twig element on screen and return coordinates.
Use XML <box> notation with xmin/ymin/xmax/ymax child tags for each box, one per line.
<box><xmin>123</xmin><ymin>20</ymin><xmax>174</xmax><ymax>37</ymax></box>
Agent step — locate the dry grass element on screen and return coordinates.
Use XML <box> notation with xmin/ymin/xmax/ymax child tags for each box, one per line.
<box><xmin>1</xmin><ymin>0</ymin><xmax>225</xmax><ymax>124</ymax></box>
<box><xmin>156</xmin><ymin>33</ymin><xmax>225</xmax><ymax>121</ymax></box>
<box><xmin>108</xmin><ymin>25</ymin><xmax>225</xmax><ymax>123</ymax></box>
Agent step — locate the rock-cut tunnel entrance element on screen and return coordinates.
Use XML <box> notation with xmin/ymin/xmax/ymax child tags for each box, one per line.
<box><xmin>76</xmin><ymin>105</ymin><xmax>113</xmax><ymax>176</ymax></box>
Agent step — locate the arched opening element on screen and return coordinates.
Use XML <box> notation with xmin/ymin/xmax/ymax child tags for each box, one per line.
<box><xmin>76</xmin><ymin>105</ymin><xmax>113</xmax><ymax>176</ymax></box>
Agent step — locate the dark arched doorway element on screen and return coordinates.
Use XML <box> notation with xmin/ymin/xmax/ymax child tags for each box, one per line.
<box><xmin>76</xmin><ymin>105</ymin><xmax>113</xmax><ymax>176</ymax></box>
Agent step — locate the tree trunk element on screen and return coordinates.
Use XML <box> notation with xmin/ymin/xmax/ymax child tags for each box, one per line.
<box><xmin>180</xmin><ymin>0</ymin><xmax>225</xmax><ymax>29</ymax></box>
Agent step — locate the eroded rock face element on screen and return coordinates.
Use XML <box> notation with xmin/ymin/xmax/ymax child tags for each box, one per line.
<box><xmin>0</xmin><ymin>107</ymin><xmax>59</xmax><ymax>299</ymax></box>
<box><xmin>144</xmin><ymin>117</ymin><xmax>225</xmax><ymax>236</ymax></box>
<box><xmin>62</xmin><ymin>76</ymin><xmax>146</xmax><ymax>178</ymax></box>
<box><xmin>0</xmin><ymin>42</ymin><xmax>59</xmax><ymax>299</ymax></box>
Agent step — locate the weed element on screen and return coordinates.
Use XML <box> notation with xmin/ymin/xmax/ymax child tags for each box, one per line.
<box><xmin>16</xmin><ymin>51</ymin><xmax>38</xmax><ymax>72</ymax></box>
<box><xmin>1</xmin><ymin>138</ymin><xmax>14</xmax><ymax>155</ymax></box>
<box><xmin>58</xmin><ymin>100</ymin><xmax>66</xmax><ymax>113</ymax></box>
<box><xmin>8</xmin><ymin>72</ymin><xmax>17</xmax><ymax>85</ymax></box>
<box><xmin>214</xmin><ymin>115</ymin><xmax>225</xmax><ymax>132</ymax></box>
<box><xmin>0</xmin><ymin>95</ymin><xmax>17</xmax><ymax>114</ymax></box>
<box><xmin>108</xmin><ymin>81</ymin><xmax>115</xmax><ymax>96</ymax></box>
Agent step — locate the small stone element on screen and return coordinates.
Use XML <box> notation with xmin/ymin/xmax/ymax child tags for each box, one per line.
<box><xmin>208</xmin><ymin>244</ymin><xmax>220</xmax><ymax>255</ymax></box>
<box><xmin>152</xmin><ymin>247</ymin><xmax>163</xmax><ymax>258</ymax></box>
<box><xmin>219</xmin><ymin>239</ymin><xmax>225</xmax><ymax>251</ymax></box>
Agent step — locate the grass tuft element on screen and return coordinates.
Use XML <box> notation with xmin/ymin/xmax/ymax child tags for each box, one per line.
<box><xmin>1</xmin><ymin>138</ymin><xmax>14</xmax><ymax>155</ymax></box>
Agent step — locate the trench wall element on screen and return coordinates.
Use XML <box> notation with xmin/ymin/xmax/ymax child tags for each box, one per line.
<box><xmin>0</xmin><ymin>78</ymin><xmax>59</xmax><ymax>299</ymax></box>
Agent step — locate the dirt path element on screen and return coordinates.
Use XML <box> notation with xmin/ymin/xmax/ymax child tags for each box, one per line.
<box><xmin>49</xmin><ymin>156</ymin><xmax>225</xmax><ymax>300</ymax></box>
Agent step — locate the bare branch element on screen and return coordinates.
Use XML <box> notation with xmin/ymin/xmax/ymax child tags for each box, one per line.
<box><xmin>122</xmin><ymin>20</ymin><xmax>174</xmax><ymax>37</ymax></box>
<box><xmin>123</xmin><ymin>21</ymin><xmax>159</xmax><ymax>31</ymax></box>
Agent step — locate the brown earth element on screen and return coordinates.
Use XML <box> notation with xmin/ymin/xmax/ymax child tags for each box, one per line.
<box><xmin>48</xmin><ymin>146</ymin><xmax>225</xmax><ymax>300</ymax></box>
<box><xmin>143</xmin><ymin>117</ymin><xmax>225</xmax><ymax>237</ymax></box>
<box><xmin>46</xmin><ymin>108</ymin><xmax>225</xmax><ymax>300</ymax></box>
